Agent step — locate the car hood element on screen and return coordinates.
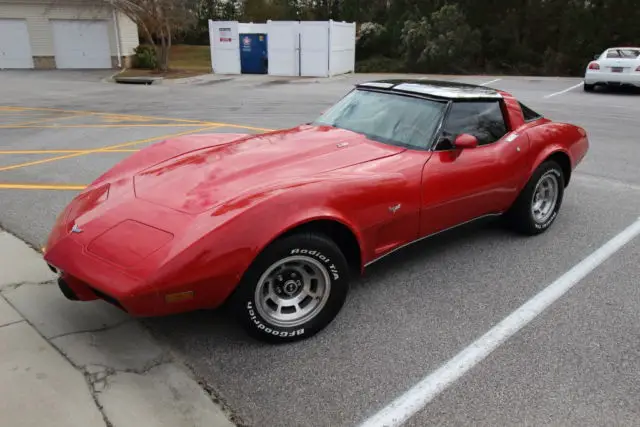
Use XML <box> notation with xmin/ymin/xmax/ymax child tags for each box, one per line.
<box><xmin>133</xmin><ymin>125</ymin><xmax>404</xmax><ymax>214</ymax></box>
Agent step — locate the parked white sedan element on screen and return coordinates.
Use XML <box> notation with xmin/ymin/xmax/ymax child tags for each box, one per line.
<box><xmin>584</xmin><ymin>47</ymin><xmax>640</xmax><ymax>91</ymax></box>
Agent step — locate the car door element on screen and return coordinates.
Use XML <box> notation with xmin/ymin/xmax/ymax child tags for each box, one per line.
<box><xmin>419</xmin><ymin>99</ymin><xmax>530</xmax><ymax>237</ymax></box>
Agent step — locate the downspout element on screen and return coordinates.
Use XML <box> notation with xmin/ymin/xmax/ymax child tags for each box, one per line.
<box><xmin>113</xmin><ymin>7</ymin><xmax>123</xmax><ymax>68</ymax></box>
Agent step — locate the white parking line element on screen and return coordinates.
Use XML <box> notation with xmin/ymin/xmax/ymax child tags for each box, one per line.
<box><xmin>543</xmin><ymin>82</ymin><xmax>584</xmax><ymax>98</ymax></box>
<box><xmin>357</xmin><ymin>216</ymin><xmax>640</xmax><ymax>427</ymax></box>
<box><xmin>480</xmin><ymin>78</ymin><xmax>502</xmax><ymax>86</ymax></box>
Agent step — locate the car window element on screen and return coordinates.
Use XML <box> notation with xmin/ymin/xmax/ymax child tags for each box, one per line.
<box><xmin>606</xmin><ymin>48</ymin><xmax>640</xmax><ymax>59</ymax></box>
<box><xmin>519</xmin><ymin>102</ymin><xmax>543</xmax><ymax>122</ymax></box>
<box><xmin>313</xmin><ymin>89</ymin><xmax>448</xmax><ymax>150</ymax></box>
<box><xmin>438</xmin><ymin>100</ymin><xmax>508</xmax><ymax>148</ymax></box>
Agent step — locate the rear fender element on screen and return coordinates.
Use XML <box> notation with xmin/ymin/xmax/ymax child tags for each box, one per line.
<box><xmin>525</xmin><ymin>121</ymin><xmax>587</xmax><ymax>187</ymax></box>
<box><xmin>529</xmin><ymin>145</ymin><xmax>572</xmax><ymax>177</ymax></box>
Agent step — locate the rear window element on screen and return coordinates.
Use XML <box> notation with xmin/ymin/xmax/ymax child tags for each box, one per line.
<box><xmin>519</xmin><ymin>102</ymin><xmax>543</xmax><ymax>122</ymax></box>
<box><xmin>606</xmin><ymin>48</ymin><xmax>640</xmax><ymax>59</ymax></box>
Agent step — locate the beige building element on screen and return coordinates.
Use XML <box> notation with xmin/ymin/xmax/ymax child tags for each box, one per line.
<box><xmin>0</xmin><ymin>0</ymin><xmax>139</xmax><ymax>69</ymax></box>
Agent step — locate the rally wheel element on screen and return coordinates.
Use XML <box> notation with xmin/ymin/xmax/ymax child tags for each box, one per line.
<box><xmin>505</xmin><ymin>160</ymin><xmax>565</xmax><ymax>235</ymax></box>
<box><xmin>232</xmin><ymin>232</ymin><xmax>350</xmax><ymax>344</ymax></box>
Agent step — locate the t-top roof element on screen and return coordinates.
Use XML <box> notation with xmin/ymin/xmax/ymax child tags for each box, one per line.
<box><xmin>355</xmin><ymin>79</ymin><xmax>503</xmax><ymax>100</ymax></box>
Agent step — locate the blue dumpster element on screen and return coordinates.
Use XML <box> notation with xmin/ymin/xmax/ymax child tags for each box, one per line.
<box><xmin>239</xmin><ymin>33</ymin><xmax>268</xmax><ymax>74</ymax></box>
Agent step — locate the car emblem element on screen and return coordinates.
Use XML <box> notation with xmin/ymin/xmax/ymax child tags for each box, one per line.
<box><xmin>71</xmin><ymin>224</ymin><xmax>83</xmax><ymax>234</ymax></box>
<box><xmin>388</xmin><ymin>204</ymin><xmax>401</xmax><ymax>214</ymax></box>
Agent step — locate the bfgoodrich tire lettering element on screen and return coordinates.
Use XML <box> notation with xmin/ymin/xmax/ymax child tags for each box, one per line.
<box><xmin>232</xmin><ymin>232</ymin><xmax>350</xmax><ymax>343</ymax></box>
<box><xmin>505</xmin><ymin>160</ymin><xmax>565</xmax><ymax>235</ymax></box>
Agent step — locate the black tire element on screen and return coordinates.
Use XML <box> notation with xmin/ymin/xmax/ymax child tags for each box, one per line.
<box><xmin>583</xmin><ymin>82</ymin><xmax>595</xmax><ymax>92</ymax></box>
<box><xmin>231</xmin><ymin>232</ymin><xmax>350</xmax><ymax>344</ymax></box>
<box><xmin>505</xmin><ymin>160</ymin><xmax>565</xmax><ymax>235</ymax></box>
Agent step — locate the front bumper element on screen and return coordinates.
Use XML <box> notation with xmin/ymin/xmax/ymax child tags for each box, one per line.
<box><xmin>43</xmin><ymin>187</ymin><xmax>231</xmax><ymax>317</ymax></box>
<box><xmin>45</xmin><ymin>240</ymin><xmax>168</xmax><ymax>316</ymax></box>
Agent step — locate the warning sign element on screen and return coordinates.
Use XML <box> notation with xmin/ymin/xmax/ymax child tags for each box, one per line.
<box><xmin>219</xmin><ymin>27</ymin><xmax>232</xmax><ymax>43</ymax></box>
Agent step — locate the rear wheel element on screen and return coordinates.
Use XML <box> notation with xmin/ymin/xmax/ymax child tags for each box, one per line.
<box><xmin>505</xmin><ymin>160</ymin><xmax>565</xmax><ymax>235</ymax></box>
<box><xmin>583</xmin><ymin>82</ymin><xmax>595</xmax><ymax>92</ymax></box>
<box><xmin>232</xmin><ymin>232</ymin><xmax>350</xmax><ymax>343</ymax></box>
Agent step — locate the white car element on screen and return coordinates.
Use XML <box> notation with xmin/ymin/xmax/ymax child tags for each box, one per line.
<box><xmin>584</xmin><ymin>47</ymin><xmax>640</xmax><ymax>91</ymax></box>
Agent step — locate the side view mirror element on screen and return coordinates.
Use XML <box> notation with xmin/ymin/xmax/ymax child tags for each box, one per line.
<box><xmin>593</xmin><ymin>54</ymin><xmax>600</xmax><ymax>60</ymax></box>
<box><xmin>453</xmin><ymin>133</ymin><xmax>479</xmax><ymax>149</ymax></box>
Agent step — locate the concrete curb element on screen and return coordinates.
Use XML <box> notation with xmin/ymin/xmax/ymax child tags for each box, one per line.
<box><xmin>0</xmin><ymin>229</ymin><xmax>237</xmax><ymax>427</ymax></box>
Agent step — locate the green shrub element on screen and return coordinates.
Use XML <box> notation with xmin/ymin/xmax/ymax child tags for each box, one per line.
<box><xmin>133</xmin><ymin>45</ymin><xmax>158</xmax><ymax>69</ymax></box>
<box><xmin>356</xmin><ymin>22</ymin><xmax>394</xmax><ymax>61</ymax></box>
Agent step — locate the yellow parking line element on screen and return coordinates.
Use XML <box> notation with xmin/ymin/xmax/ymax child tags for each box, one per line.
<box><xmin>0</xmin><ymin>112</ymin><xmax>89</xmax><ymax>128</ymax></box>
<box><xmin>0</xmin><ymin>105</ymin><xmax>276</xmax><ymax>132</ymax></box>
<box><xmin>0</xmin><ymin>106</ymin><xmax>211</xmax><ymax>125</ymax></box>
<box><xmin>0</xmin><ymin>125</ymin><xmax>222</xmax><ymax>172</ymax></box>
<box><xmin>221</xmin><ymin>123</ymin><xmax>275</xmax><ymax>132</ymax></box>
<box><xmin>0</xmin><ymin>183</ymin><xmax>86</xmax><ymax>190</ymax></box>
<box><xmin>99</xmin><ymin>114</ymin><xmax>161</xmax><ymax>123</ymax></box>
<box><xmin>0</xmin><ymin>149</ymin><xmax>140</xmax><ymax>154</ymax></box>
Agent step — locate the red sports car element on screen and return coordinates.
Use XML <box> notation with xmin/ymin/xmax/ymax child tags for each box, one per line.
<box><xmin>43</xmin><ymin>80</ymin><xmax>589</xmax><ymax>343</ymax></box>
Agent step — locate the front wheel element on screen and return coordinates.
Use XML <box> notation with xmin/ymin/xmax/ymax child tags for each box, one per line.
<box><xmin>504</xmin><ymin>160</ymin><xmax>565</xmax><ymax>235</ymax></box>
<box><xmin>231</xmin><ymin>232</ymin><xmax>350</xmax><ymax>344</ymax></box>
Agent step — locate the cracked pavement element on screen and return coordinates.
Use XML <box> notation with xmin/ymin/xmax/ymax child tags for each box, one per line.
<box><xmin>0</xmin><ymin>229</ymin><xmax>235</xmax><ymax>427</ymax></box>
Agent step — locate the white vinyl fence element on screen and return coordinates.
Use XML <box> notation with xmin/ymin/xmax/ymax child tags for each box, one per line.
<box><xmin>208</xmin><ymin>19</ymin><xmax>356</xmax><ymax>77</ymax></box>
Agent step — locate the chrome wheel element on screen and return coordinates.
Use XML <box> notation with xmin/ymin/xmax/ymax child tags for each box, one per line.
<box><xmin>531</xmin><ymin>172</ymin><xmax>559</xmax><ymax>223</ymax></box>
<box><xmin>254</xmin><ymin>255</ymin><xmax>332</xmax><ymax>328</ymax></box>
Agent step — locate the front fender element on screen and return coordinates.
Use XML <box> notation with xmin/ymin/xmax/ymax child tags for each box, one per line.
<box><xmin>147</xmin><ymin>169</ymin><xmax>413</xmax><ymax>300</ymax></box>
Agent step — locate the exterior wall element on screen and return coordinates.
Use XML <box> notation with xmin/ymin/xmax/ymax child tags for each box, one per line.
<box><xmin>0</xmin><ymin>1</ymin><xmax>139</xmax><ymax>69</ymax></box>
<box><xmin>116</xmin><ymin>11</ymin><xmax>139</xmax><ymax>56</ymax></box>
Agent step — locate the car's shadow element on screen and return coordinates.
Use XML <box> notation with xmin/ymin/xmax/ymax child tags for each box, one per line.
<box><xmin>141</xmin><ymin>215</ymin><xmax>526</xmax><ymax>348</ymax></box>
<box><xmin>590</xmin><ymin>85</ymin><xmax>640</xmax><ymax>95</ymax></box>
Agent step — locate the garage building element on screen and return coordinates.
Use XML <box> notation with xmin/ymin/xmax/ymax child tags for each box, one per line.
<box><xmin>0</xmin><ymin>0</ymin><xmax>139</xmax><ymax>69</ymax></box>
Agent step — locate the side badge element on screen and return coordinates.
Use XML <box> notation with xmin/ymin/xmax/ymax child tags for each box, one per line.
<box><xmin>388</xmin><ymin>204</ymin><xmax>401</xmax><ymax>214</ymax></box>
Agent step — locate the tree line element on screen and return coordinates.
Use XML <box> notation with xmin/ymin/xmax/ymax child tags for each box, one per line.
<box><xmin>107</xmin><ymin>0</ymin><xmax>640</xmax><ymax>76</ymax></box>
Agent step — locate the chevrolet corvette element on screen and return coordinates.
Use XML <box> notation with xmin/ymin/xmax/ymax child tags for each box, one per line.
<box><xmin>43</xmin><ymin>79</ymin><xmax>589</xmax><ymax>343</ymax></box>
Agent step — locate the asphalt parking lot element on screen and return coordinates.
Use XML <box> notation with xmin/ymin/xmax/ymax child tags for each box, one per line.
<box><xmin>1</xmin><ymin>70</ymin><xmax>639</xmax><ymax>427</ymax></box>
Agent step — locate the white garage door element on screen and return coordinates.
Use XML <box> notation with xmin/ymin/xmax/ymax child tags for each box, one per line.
<box><xmin>52</xmin><ymin>20</ymin><xmax>111</xmax><ymax>69</ymax></box>
<box><xmin>0</xmin><ymin>19</ymin><xmax>34</xmax><ymax>69</ymax></box>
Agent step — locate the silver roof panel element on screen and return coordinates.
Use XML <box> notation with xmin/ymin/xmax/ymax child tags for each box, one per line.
<box><xmin>356</xmin><ymin>79</ymin><xmax>503</xmax><ymax>100</ymax></box>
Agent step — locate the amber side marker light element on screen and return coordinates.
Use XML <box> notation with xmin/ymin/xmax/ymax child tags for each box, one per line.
<box><xmin>165</xmin><ymin>291</ymin><xmax>195</xmax><ymax>303</ymax></box>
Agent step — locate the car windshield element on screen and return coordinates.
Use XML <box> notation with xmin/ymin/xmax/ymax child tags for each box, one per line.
<box><xmin>312</xmin><ymin>89</ymin><xmax>448</xmax><ymax>150</ymax></box>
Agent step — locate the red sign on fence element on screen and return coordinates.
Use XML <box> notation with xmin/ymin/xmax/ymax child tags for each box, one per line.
<box><xmin>219</xmin><ymin>27</ymin><xmax>232</xmax><ymax>43</ymax></box>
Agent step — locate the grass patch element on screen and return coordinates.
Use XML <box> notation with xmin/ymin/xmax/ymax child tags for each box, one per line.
<box><xmin>119</xmin><ymin>44</ymin><xmax>211</xmax><ymax>79</ymax></box>
<box><xmin>169</xmin><ymin>45</ymin><xmax>212</xmax><ymax>71</ymax></box>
